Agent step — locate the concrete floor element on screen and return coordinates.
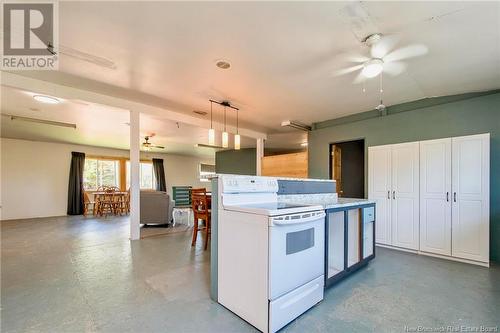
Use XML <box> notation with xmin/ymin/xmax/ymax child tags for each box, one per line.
<box><xmin>1</xmin><ymin>216</ymin><xmax>499</xmax><ymax>333</ymax></box>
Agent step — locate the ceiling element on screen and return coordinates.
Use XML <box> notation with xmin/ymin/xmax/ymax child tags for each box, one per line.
<box><xmin>0</xmin><ymin>86</ymin><xmax>256</xmax><ymax>157</ymax></box>
<box><xmin>2</xmin><ymin>1</ymin><xmax>499</xmax><ymax>153</ymax></box>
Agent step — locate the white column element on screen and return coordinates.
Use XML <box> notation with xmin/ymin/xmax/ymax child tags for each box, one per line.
<box><xmin>129</xmin><ymin>110</ymin><xmax>141</xmax><ymax>240</ymax></box>
<box><xmin>256</xmin><ymin>138</ymin><xmax>264</xmax><ymax>176</ymax></box>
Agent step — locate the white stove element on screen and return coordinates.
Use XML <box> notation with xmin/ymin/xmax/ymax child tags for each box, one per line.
<box><xmin>217</xmin><ymin>175</ymin><xmax>325</xmax><ymax>333</ymax></box>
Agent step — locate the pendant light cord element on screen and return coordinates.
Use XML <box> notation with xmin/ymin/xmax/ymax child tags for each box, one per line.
<box><xmin>379</xmin><ymin>72</ymin><xmax>384</xmax><ymax>104</ymax></box>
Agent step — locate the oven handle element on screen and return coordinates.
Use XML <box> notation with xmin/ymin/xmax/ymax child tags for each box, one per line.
<box><xmin>272</xmin><ymin>212</ymin><xmax>326</xmax><ymax>225</ymax></box>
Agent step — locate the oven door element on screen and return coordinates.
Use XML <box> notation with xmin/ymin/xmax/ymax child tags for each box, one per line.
<box><xmin>269</xmin><ymin>211</ymin><xmax>325</xmax><ymax>300</ymax></box>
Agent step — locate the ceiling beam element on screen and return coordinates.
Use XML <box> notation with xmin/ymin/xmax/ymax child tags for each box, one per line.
<box><xmin>0</xmin><ymin>72</ymin><xmax>267</xmax><ymax>140</ymax></box>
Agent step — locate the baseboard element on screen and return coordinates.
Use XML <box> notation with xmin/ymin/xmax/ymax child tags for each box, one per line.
<box><xmin>376</xmin><ymin>243</ymin><xmax>490</xmax><ymax>267</ymax></box>
<box><xmin>376</xmin><ymin>243</ymin><xmax>418</xmax><ymax>254</ymax></box>
<box><xmin>418</xmin><ymin>250</ymin><xmax>489</xmax><ymax>268</ymax></box>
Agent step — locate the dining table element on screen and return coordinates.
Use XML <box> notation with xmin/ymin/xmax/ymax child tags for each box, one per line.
<box><xmin>92</xmin><ymin>191</ymin><xmax>129</xmax><ymax>217</ymax></box>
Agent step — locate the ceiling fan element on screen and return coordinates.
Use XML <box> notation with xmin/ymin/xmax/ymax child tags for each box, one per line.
<box><xmin>333</xmin><ymin>33</ymin><xmax>429</xmax><ymax>83</ymax></box>
<box><xmin>142</xmin><ymin>134</ymin><xmax>164</xmax><ymax>151</ymax></box>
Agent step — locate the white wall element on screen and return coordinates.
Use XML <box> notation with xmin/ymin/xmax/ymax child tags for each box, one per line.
<box><xmin>0</xmin><ymin>138</ymin><xmax>214</xmax><ymax>220</ymax></box>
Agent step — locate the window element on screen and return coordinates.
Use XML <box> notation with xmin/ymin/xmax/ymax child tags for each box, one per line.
<box><xmin>126</xmin><ymin>161</ymin><xmax>155</xmax><ymax>190</ymax></box>
<box><xmin>200</xmin><ymin>163</ymin><xmax>216</xmax><ymax>182</ymax></box>
<box><xmin>83</xmin><ymin>159</ymin><xmax>120</xmax><ymax>190</ymax></box>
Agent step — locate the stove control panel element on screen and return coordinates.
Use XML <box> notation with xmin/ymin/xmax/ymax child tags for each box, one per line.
<box><xmin>221</xmin><ymin>175</ymin><xmax>279</xmax><ymax>193</ymax></box>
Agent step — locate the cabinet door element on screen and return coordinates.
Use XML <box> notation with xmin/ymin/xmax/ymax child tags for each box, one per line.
<box><xmin>368</xmin><ymin>146</ymin><xmax>392</xmax><ymax>245</ymax></box>
<box><xmin>452</xmin><ymin>134</ymin><xmax>490</xmax><ymax>263</ymax></box>
<box><xmin>391</xmin><ymin>142</ymin><xmax>420</xmax><ymax>250</ymax></box>
<box><xmin>420</xmin><ymin>138</ymin><xmax>452</xmax><ymax>255</ymax></box>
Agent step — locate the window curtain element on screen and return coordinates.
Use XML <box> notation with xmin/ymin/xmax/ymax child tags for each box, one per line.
<box><xmin>152</xmin><ymin>158</ymin><xmax>166</xmax><ymax>192</ymax></box>
<box><xmin>67</xmin><ymin>152</ymin><xmax>86</xmax><ymax>215</ymax></box>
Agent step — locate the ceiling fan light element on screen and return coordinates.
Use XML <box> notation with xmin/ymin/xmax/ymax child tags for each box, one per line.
<box><xmin>234</xmin><ymin>134</ymin><xmax>241</xmax><ymax>150</ymax></box>
<box><xmin>362</xmin><ymin>59</ymin><xmax>384</xmax><ymax>78</ymax></box>
<box><xmin>222</xmin><ymin>131</ymin><xmax>229</xmax><ymax>148</ymax></box>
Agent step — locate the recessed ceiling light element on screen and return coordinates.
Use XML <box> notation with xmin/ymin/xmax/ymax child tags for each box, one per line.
<box><xmin>216</xmin><ymin>60</ymin><xmax>231</xmax><ymax>69</ymax></box>
<box><xmin>362</xmin><ymin>58</ymin><xmax>384</xmax><ymax>78</ymax></box>
<box><xmin>33</xmin><ymin>95</ymin><xmax>60</xmax><ymax>104</ymax></box>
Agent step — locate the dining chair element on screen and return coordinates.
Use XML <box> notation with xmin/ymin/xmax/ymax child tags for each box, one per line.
<box><xmin>98</xmin><ymin>192</ymin><xmax>118</xmax><ymax>217</ymax></box>
<box><xmin>83</xmin><ymin>192</ymin><xmax>97</xmax><ymax>216</ymax></box>
<box><xmin>191</xmin><ymin>188</ymin><xmax>211</xmax><ymax>250</ymax></box>
<box><xmin>116</xmin><ymin>191</ymin><xmax>129</xmax><ymax>215</ymax></box>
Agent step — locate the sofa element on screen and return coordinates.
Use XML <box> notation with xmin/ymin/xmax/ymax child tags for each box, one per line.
<box><xmin>140</xmin><ymin>191</ymin><xmax>175</xmax><ymax>225</ymax></box>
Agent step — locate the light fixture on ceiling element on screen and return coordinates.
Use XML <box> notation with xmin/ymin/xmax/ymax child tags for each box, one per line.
<box><xmin>216</xmin><ymin>59</ymin><xmax>231</xmax><ymax>69</ymax></box>
<box><xmin>208</xmin><ymin>101</ymin><xmax>215</xmax><ymax>146</ymax></box>
<box><xmin>6</xmin><ymin>114</ymin><xmax>76</xmax><ymax>128</ymax></box>
<box><xmin>208</xmin><ymin>99</ymin><xmax>239</xmax><ymax>149</ymax></box>
<box><xmin>363</xmin><ymin>33</ymin><xmax>383</xmax><ymax>47</ymax></box>
<box><xmin>281</xmin><ymin>120</ymin><xmax>312</xmax><ymax>131</ymax></box>
<box><xmin>234</xmin><ymin>108</ymin><xmax>241</xmax><ymax>150</ymax></box>
<box><xmin>362</xmin><ymin>58</ymin><xmax>384</xmax><ymax>78</ymax></box>
<box><xmin>301</xmin><ymin>142</ymin><xmax>308</xmax><ymax>147</ymax></box>
<box><xmin>222</xmin><ymin>105</ymin><xmax>229</xmax><ymax>148</ymax></box>
<box><xmin>33</xmin><ymin>95</ymin><xmax>60</xmax><ymax>104</ymax></box>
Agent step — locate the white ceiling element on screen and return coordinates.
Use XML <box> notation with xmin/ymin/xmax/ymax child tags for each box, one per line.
<box><xmin>0</xmin><ymin>86</ymin><xmax>256</xmax><ymax>157</ymax></box>
<box><xmin>2</xmin><ymin>1</ymin><xmax>499</xmax><ymax>153</ymax></box>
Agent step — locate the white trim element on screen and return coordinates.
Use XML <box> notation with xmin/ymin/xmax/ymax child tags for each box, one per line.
<box><xmin>376</xmin><ymin>244</ymin><xmax>490</xmax><ymax>267</ymax></box>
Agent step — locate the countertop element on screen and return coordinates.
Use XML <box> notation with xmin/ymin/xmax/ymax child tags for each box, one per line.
<box><xmin>324</xmin><ymin>198</ymin><xmax>375</xmax><ymax>210</ymax></box>
<box><xmin>279</xmin><ymin>195</ymin><xmax>375</xmax><ymax>210</ymax></box>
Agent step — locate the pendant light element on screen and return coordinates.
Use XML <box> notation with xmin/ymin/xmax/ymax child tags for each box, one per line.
<box><xmin>222</xmin><ymin>105</ymin><xmax>229</xmax><ymax>148</ymax></box>
<box><xmin>234</xmin><ymin>108</ymin><xmax>241</xmax><ymax>150</ymax></box>
<box><xmin>208</xmin><ymin>101</ymin><xmax>215</xmax><ymax>146</ymax></box>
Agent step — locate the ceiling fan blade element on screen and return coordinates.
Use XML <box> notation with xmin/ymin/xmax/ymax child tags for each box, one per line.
<box><xmin>151</xmin><ymin>145</ymin><xmax>165</xmax><ymax>149</ymax></box>
<box><xmin>384</xmin><ymin>44</ymin><xmax>428</xmax><ymax>63</ymax></box>
<box><xmin>353</xmin><ymin>71</ymin><xmax>367</xmax><ymax>84</ymax></box>
<box><xmin>59</xmin><ymin>45</ymin><xmax>116</xmax><ymax>69</ymax></box>
<box><xmin>370</xmin><ymin>34</ymin><xmax>400</xmax><ymax>59</ymax></box>
<box><xmin>332</xmin><ymin>64</ymin><xmax>363</xmax><ymax>77</ymax></box>
<box><xmin>383</xmin><ymin>61</ymin><xmax>407</xmax><ymax>76</ymax></box>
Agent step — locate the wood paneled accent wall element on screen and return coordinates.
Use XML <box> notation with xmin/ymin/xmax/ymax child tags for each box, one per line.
<box><xmin>261</xmin><ymin>152</ymin><xmax>308</xmax><ymax>178</ymax></box>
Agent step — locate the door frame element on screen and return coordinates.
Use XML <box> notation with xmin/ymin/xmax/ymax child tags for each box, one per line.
<box><xmin>329</xmin><ymin>138</ymin><xmax>366</xmax><ymax>198</ymax></box>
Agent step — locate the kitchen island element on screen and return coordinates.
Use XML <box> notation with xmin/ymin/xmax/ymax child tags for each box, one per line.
<box><xmin>280</xmin><ymin>195</ymin><xmax>376</xmax><ymax>287</ymax></box>
<box><xmin>210</xmin><ymin>175</ymin><xmax>375</xmax><ymax>332</ymax></box>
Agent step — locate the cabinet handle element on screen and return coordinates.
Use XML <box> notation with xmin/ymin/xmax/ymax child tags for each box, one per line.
<box><xmin>393</xmin><ymin>191</ymin><xmax>395</xmax><ymax>200</ymax></box>
<box><xmin>387</xmin><ymin>191</ymin><xmax>390</xmax><ymax>199</ymax></box>
<box><xmin>446</xmin><ymin>192</ymin><xmax>449</xmax><ymax>202</ymax></box>
<box><xmin>454</xmin><ymin>192</ymin><xmax>457</xmax><ymax>202</ymax></box>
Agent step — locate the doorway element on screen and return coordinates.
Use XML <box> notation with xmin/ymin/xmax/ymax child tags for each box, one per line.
<box><xmin>330</xmin><ymin>139</ymin><xmax>365</xmax><ymax>198</ymax></box>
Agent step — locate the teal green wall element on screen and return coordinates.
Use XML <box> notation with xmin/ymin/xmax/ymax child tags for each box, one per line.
<box><xmin>215</xmin><ymin>148</ymin><xmax>257</xmax><ymax>175</ymax></box>
<box><xmin>308</xmin><ymin>92</ymin><xmax>500</xmax><ymax>261</ymax></box>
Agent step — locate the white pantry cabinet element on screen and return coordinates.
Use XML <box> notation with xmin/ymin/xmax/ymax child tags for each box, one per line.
<box><xmin>370</xmin><ymin>133</ymin><xmax>490</xmax><ymax>266</ymax></box>
<box><xmin>419</xmin><ymin>138</ymin><xmax>452</xmax><ymax>256</ymax></box>
<box><xmin>368</xmin><ymin>142</ymin><xmax>419</xmax><ymax>250</ymax></box>
<box><xmin>451</xmin><ymin>134</ymin><xmax>490</xmax><ymax>263</ymax></box>
<box><xmin>368</xmin><ymin>146</ymin><xmax>392</xmax><ymax>245</ymax></box>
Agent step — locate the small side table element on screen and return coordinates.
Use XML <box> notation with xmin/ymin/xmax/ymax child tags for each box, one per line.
<box><xmin>172</xmin><ymin>206</ymin><xmax>193</xmax><ymax>227</ymax></box>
